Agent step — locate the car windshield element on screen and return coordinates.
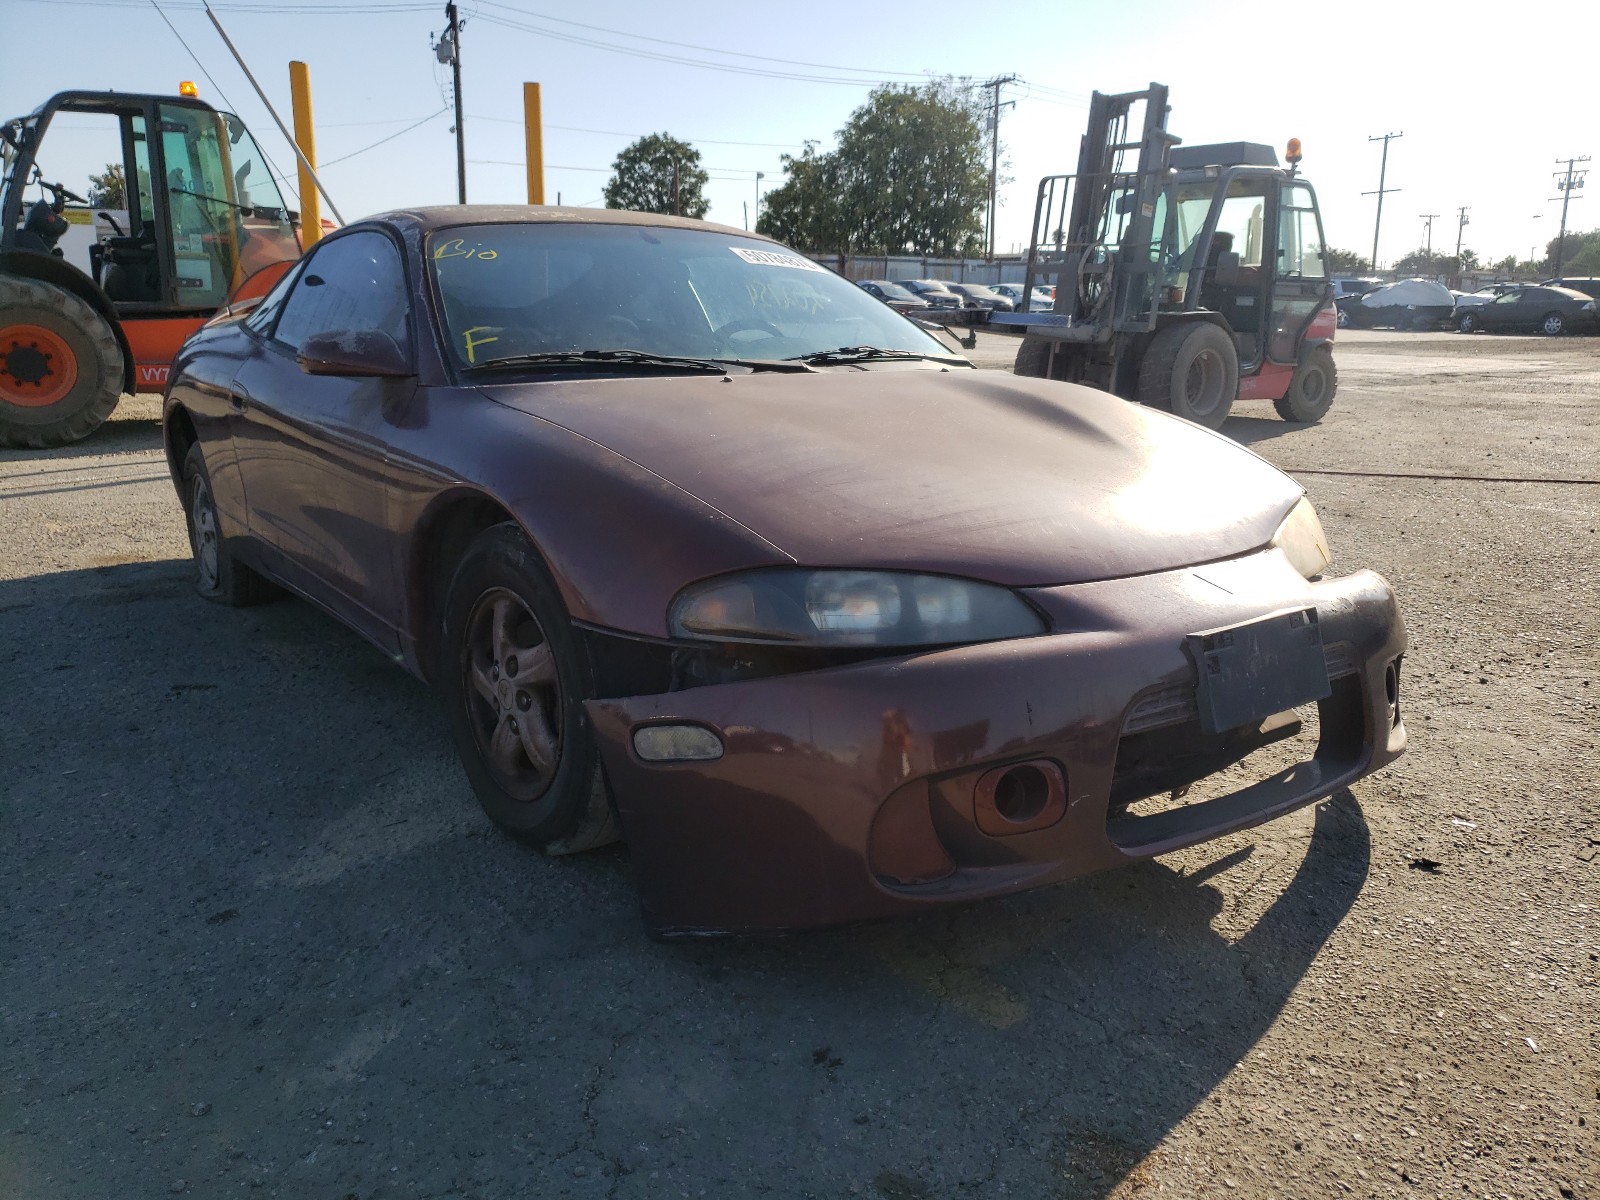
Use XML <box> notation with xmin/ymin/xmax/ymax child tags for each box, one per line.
<box><xmin>871</xmin><ymin>281</ymin><xmax>918</xmax><ymax>302</ymax></box>
<box><xmin>428</xmin><ymin>223</ymin><xmax>949</xmax><ymax>368</ymax></box>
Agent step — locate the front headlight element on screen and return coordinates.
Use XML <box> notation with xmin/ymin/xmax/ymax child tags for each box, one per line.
<box><xmin>1271</xmin><ymin>496</ymin><xmax>1331</xmax><ymax>579</ymax></box>
<box><xmin>669</xmin><ymin>569</ymin><xmax>1047</xmax><ymax>647</ymax></box>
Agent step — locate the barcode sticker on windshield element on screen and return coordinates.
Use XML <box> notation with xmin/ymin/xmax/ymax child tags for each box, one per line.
<box><xmin>729</xmin><ymin>247</ymin><xmax>827</xmax><ymax>272</ymax></box>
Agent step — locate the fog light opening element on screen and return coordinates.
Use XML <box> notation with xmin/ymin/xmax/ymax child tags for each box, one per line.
<box><xmin>973</xmin><ymin>759</ymin><xmax>1067</xmax><ymax>835</ymax></box>
<box><xmin>993</xmin><ymin>764</ymin><xmax>1050</xmax><ymax>824</ymax></box>
<box><xmin>632</xmin><ymin>723</ymin><xmax>724</xmax><ymax>763</ymax></box>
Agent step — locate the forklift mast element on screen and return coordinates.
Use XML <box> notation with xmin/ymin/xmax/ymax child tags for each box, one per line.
<box><xmin>1022</xmin><ymin>83</ymin><xmax>1180</xmax><ymax>340</ymax></box>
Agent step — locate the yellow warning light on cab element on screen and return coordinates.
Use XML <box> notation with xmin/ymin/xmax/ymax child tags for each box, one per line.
<box><xmin>1286</xmin><ymin>137</ymin><xmax>1303</xmax><ymax>165</ymax></box>
<box><xmin>178</xmin><ymin>81</ymin><xmax>200</xmax><ymax>98</ymax></box>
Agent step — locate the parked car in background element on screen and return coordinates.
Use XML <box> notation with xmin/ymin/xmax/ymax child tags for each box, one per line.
<box><xmin>1336</xmin><ymin>279</ymin><xmax>1455</xmax><ymax>330</ymax></box>
<box><xmin>991</xmin><ymin>283</ymin><xmax>1055</xmax><ymax>312</ymax></box>
<box><xmin>900</xmin><ymin>279</ymin><xmax>965</xmax><ymax>310</ymax></box>
<box><xmin>1332</xmin><ymin>277</ymin><xmax>1382</xmax><ymax>300</ymax></box>
<box><xmin>1456</xmin><ymin>285</ymin><xmax>1598</xmax><ymax>335</ymax></box>
<box><xmin>856</xmin><ymin>279</ymin><xmax>933</xmax><ymax>315</ymax></box>
<box><xmin>160</xmin><ymin>205</ymin><xmax>1407</xmax><ymax>935</ymax></box>
<box><xmin>947</xmin><ymin>282</ymin><xmax>1015</xmax><ymax>312</ymax></box>
<box><xmin>1452</xmin><ymin>282</ymin><xmax>1525</xmax><ymax>310</ymax></box>
<box><xmin>1541</xmin><ymin>277</ymin><xmax>1600</xmax><ymax>300</ymax></box>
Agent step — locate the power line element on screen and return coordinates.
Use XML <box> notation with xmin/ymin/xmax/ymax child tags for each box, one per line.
<box><xmin>477</xmin><ymin>0</ymin><xmax>935</xmax><ymax>80</ymax></box>
<box><xmin>467</xmin><ymin>114</ymin><xmax>800</xmax><ymax>148</ymax></box>
<box><xmin>470</xmin><ymin>9</ymin><xmax>907</xmax><ymax>86</ymax></box>
<box><xmin>322</xmin><ymin>107</ymin><xmax>450</xmax><ymax>167</ymax></box>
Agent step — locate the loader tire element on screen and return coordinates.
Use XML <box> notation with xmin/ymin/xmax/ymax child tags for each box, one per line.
<box><xmin>1274</xmin><ymin>345</ymin><xmax>1338</xmax><ymax>423</ymax></box>
<box><xmin>0</xmin><ymin>276</ymin><xmax>124</xmax><ymax>448</ymax></box>
<box><xmin>1137</xmin><ymin>321</ymin><xmax>1237</xmax><ymax>429</ymax></box>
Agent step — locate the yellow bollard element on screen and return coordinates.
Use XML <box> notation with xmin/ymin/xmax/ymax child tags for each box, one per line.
<box><xmin>523</xmin><ymin>83</ymin><xmax>544</xmax><ymax>205</ymax></box>
<box><xmin>289</xmin><ymin>61</ymin><xmax>322</xmax><ymax>247</ymax></box>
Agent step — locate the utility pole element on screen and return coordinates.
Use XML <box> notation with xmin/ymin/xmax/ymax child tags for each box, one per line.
<box><xmin>980</xmin><ymin>74</ymin><xmax>1018</xmax><ymax>260</ymax></box>
<box><xmin>1550</xmin><ymin>156</ymin><xmax>1590</xmax><ymax>278</ymax></box>
<box><xmin>672</xmin><ymin>158</ymin><xmax>680</xmax><ymax>217</ymax></box>
<box><xmin>433</xmin><ymin>3</ymin><xmax>467</xmax><ymax>203</ymax></box>
<box><xmin>1453</xmin><ymin>206</ymin><xmax>1469</xmax><ymax>287</ymax></box>
<box><xmin>755</xmin><ymin>171</ymin><xmax>764</xmax><ymax>227</ymax></box>
<box><xmin>1419</xmin><ymin>212</ymin><xmax>1438</xmax><ymax>257</ymax></box>
<box><xmin>1363</xmin><ymin>131</ymin><xmax>1403</xmax><ymax>271</ymax></box>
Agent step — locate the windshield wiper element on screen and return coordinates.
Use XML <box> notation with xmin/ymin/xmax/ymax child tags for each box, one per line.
<box><xmin>468</xmin><ymin>349</ymin><xmax>729</xmax><ymax>374</ymax></box>
<box><xmin>468</xmin><ymin>349</ymin><xmax>815</xmax><ymax>374</ymax></box>
<box><xmin>785</xmin><ymin>345</ymin><xmax>969</xmax><ymax>366</ymax></box>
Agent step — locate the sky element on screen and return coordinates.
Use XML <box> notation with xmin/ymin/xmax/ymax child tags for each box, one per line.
<box><xmin>6</xmin><ymin>0</ymin><xmax>1593</xmax><ymax>270</ymax></box>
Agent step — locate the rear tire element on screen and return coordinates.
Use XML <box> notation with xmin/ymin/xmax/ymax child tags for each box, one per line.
<box><xmin>182</xmin><ymin>444</ymin><xmax>276</xmax><ymax>606</ymax></box>
<box><xmin>441</xmin><ymin>523</ymin><xmax>620</xmax><ymax>854</ymax></box>
<box><xmin>1137</xmin><ymin>321</ymin><xmax>1238</xmax><ymax>429</ymax></box>
<box><xmin>1274</xmin><ymin>345</ymin><xmax>1338</xmax><ymax>423</ymax></box>
<box><xmin>0</xmin><ymin>276</ymin><xmax>123</xmax><ymax>448</ymax></box>
<box><xmin>1012</xmin><ymin>334</ymin><xmax>1061</xmax><ymax>379</ymax></box>
<box><xmin>1540</xmin><ymin>311</ymin><xmax>1567</xmax><ymax>336</ymax></box>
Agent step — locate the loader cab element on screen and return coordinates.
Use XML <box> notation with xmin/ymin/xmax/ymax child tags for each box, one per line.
<box><xmin>1</xmin><ymin>90</ymin><xmax>300</xmax><ymax>315</ymax></box>
<box><xmin>1159</xmin><ymin>151</ymin><xmax>1331</xmax><ymax>374</ymax></box>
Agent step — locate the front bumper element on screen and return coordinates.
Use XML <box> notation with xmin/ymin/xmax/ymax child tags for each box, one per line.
<box><xmin>586</xmin><ymin>551</ymin><xmax>1406</xmax><ymax>935</ymax></box>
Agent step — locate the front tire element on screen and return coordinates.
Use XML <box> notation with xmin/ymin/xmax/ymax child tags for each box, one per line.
<box><xmin>1137</xmin><ymin>321</ymin><xmax>1238</xmax><ymax>429</ymax></box>
<box><xmin>1274</xmin><ymin>346</ymin><xmax>1338</xmax><ymax>423</ymax></box>
<box><xmin>441</xmin><ymin>523</ymin><xmax>619</xmax><ymax>854</ymax></box>
<box><xmin>1458</xmin><ymin>311</ymin><xmax>1480</xmax><ymax>334</ymax></box>
<box><xmin>182</xmin><ymin>444</ymin><xmax>275</xmax><ymax>606</ymax></box>
<box><xmin>0</xmin><ymin>276</ymin><xmax>123</xmax><ymax>448</ymax></box>
<box><xmin>1540</xmin><ymin>311</ymin><xmax>1567</xmax><ymax>336</ymax></box>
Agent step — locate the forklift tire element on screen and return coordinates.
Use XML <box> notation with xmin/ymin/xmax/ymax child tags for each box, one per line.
<box><xmin>1274</xmin><ymin>346</ymin><xmax>1338</xmax><ymax>423</ymax></box>
<box><xmin>1012</xmin><ymin>334</ymin><xmax>1065</xmax><ymax>380</ymax></box>
<box><xmin>0</xmin><ymin>276</ymin><xmax>123</xmax><ymax>448</ymax></box>
<box><xmin>1137</xmin><ymin>321</ymin><xmax>1237</xmax><ymax>430</ymax></box>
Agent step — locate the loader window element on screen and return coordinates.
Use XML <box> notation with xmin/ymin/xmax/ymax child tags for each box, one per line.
<box><xmin>1277</xmin><ymin>184</ymin><xmax>1326</xmax><ymax>279</ymax></box>
<box><xmin>158</xmin><ymin>103</ymin><xmax>236</xmax><ymax>308</ymax></box>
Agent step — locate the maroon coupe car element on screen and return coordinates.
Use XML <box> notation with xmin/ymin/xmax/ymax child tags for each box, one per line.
<box><xmin>163</xmin><ymin>207</ymin><xmax>1406</xmax><ymax>935</ymax></box>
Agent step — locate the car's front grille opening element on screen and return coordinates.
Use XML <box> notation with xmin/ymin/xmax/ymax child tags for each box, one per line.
<box><xmin>1106</xmin><ymin>675</ymin><xmax>1366</xmax><ymax>850</ymax></box>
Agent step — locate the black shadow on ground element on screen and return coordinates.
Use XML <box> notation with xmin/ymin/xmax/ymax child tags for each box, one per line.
<box><xmin>0</xmin><ymin>560</ymin><xmax>1369</xmax><ymax>1199</ymax></box>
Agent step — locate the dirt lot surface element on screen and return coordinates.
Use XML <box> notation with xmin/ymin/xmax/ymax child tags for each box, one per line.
<box><xmin>2</xmin><ymin>330</ymin><xmax>1596</xmax><ymax>1199</ymax></box>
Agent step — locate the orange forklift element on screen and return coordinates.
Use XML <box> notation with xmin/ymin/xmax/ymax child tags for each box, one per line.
<box><xmin>0</xmin><ymin>87</ymin><xmax>304</xmax><ymax>446</ymax></box>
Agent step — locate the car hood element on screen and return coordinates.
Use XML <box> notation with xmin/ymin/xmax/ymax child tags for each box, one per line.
<box><xmin>483</xmin><ymin>369</ymin><xmax>1301</xmax><ymax>586</ymax></box>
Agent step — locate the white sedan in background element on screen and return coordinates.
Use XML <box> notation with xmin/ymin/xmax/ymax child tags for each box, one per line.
<box><xmin>991</xmin><ymin>283</ymin><xmax>1055</xmax><ymax>312</ymax></box>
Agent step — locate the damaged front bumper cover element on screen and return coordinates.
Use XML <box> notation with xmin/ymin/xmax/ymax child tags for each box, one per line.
<box><xmin>586</xmin><ymin>551</ymin><xmax>1407</xmax><ymax>936</ymax></box>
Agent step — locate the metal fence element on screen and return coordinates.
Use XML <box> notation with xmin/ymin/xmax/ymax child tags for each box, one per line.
<box><xmin>804</xmin><ymin>253</ymin><xmax>1031</xmax><ymax>286</ymax></box>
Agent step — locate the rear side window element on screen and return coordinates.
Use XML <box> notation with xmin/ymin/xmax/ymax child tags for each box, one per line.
<box><xmin>273</xmin><ymin>231</ymin><xmax>409</xmax><ymax>352</ymax></box>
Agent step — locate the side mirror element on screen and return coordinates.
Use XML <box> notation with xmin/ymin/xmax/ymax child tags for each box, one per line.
<box><xmin>297</xmin><ymin>330</ymin><xmax>412</xmax><ymax>378</ymax></box>
<box><xmin>1213</xmin><ymin>250</ymin><xmax>1240</xmax><ymax>286</ymax></box>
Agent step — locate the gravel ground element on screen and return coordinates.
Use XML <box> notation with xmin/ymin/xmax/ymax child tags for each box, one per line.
<box><xmin>2</xmin><ymin>330</ymin><xmax>1596</xmax><ymax>1199</ymax></box>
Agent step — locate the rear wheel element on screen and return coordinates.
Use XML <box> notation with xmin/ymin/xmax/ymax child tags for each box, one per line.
<box><xmin>1274</xmin><ymin>345</ymin><xmax>1338</xmax><ymax>423</ymax></box>
<box><xmin>441</xmin><ymin>523</ymin><xmax>619</xmax><ymax>854</ymax></box>
<box><xmin>1540</xmin><ymin>311</ymin><xmax>1567</xmax><ymax>336</ymax></box>
<box><xmin>1012</xmin><ymin>334</ymin><xmax>1064</xmax><ymax>379</ymax></box>
<box><xmin>0</xmin><ymin>276</ymin><xmax>123</xmax><ymax>448</ymax></box>
<box><xmin>182</xmin><ymin>444</ymin><xmax>276</xmax><ymax>606</ymax></box>
<box><xmin>1137</xmin><ymin>321</ymin><xmax>1238</xmax><ymax>429</ymax></box>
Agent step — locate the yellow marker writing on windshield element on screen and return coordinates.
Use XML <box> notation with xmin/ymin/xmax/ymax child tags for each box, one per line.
<box><xmin>434</xmin><ymin>238</ymin><xmax>499</xmax><ymax>262</ymax></box>
<box><xmin>463</xmin><ymin>326</ymin><xmax>499</xmax><ymax>364</ymax></box>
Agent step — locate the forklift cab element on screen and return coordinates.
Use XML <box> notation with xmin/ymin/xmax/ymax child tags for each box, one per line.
<box><xmin>1</xmin><ymin>90</ymin><xmax>300</xmax><ymax>315</ymax></box>
<box><xmin>1159</xmin><ymin>159</ymin><xmax>1331</xmax><ymax>374</ymax></box>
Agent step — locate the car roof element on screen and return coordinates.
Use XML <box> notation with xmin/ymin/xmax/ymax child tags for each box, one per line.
<box><xmin>360</xmin><ymin>204</ymin><xmax>772</xmax><ymax>241</ymax></box>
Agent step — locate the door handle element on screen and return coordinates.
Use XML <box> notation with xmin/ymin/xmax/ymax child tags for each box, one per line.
<box><xmin>228</xmin><ymin>384</ymin><xmax>251</xmax><ymax>413</ymax></box>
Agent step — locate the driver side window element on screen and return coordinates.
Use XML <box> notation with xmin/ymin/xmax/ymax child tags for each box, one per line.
<box><xmin>272</xmin><ymin>232</ymin><xmax>409</xmax><ymax>354</ymax></box>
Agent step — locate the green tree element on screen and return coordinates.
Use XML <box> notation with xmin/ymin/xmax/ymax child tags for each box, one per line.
<box><xmin>754</xmin><ymin>141</ymin><xmax>846</xmax><ymax>251</ymax></box>
<box><xmin>1549</xmin><ymin>228</ymin><xmax>1600</xmax><ymax>275</ymax></box>
<box><xmin>603</xmin><ymin>134</ymin><xmax>708</xmax><ymax>218</ymax></box>
<box><xmin>1324</xmin><ymin>247</ymin><xmax>1370</xmax><ymax>274</ymax></box>
<box><xmin>758</xmin><ymin>78</ymin><xmax>989</xmax><ymax>255</ymax></box>
<box><xmin>87</xmin><ymin>163</ymin><xmax>125</xmax><ymax>209</ymax></box>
